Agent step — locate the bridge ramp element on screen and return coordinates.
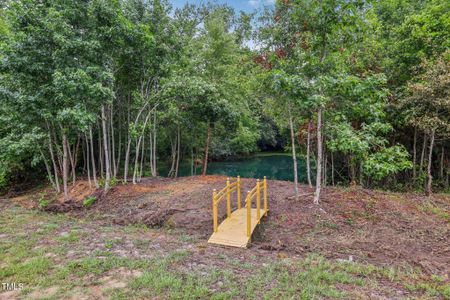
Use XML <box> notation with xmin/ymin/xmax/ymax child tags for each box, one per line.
<box><xmin>208</xmin><ymin>208</ymin><xmax>268</xmax><ymax>248</ymax></box>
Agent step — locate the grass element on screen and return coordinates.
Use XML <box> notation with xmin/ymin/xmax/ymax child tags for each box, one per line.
<box><xmin>419</xmin><ymin>202</ymin><xmax>450</xmax><ymax>222</ymax></box>
<box><xmin>1</xmin><ymin>204</ymin><xmax>449</xmax><ymax>299</ymax></box>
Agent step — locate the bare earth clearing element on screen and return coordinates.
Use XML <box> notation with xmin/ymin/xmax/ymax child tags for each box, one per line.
<box><xmin>1</xmin><ymin>176</ymin><xmax>449</xmax><ymax>299</ymax></box>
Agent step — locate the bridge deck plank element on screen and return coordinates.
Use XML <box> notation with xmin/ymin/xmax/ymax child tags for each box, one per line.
<box><xmin>208</xmin><ymin>208</ymin><xmax>268</xmax><ymax>248</ymax></box>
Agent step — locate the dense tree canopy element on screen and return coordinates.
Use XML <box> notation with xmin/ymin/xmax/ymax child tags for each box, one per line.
<box><xmin>0</xmin><ymin>0</ymin><xmax>448</xmax><ymax>200</ymax></box>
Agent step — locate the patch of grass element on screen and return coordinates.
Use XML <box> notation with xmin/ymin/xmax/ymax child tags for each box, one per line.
<box><xmin>57</xmin><ymin>230</ymin><xmax>80</xmax><ymax>243</ymax></box>
<box><xmin>0</xmin><ymin>256</ymin><xmax>52</xmax><ymax>285</ymax></box>
<box><xmin>419</xmin><ymin>202</ymin><xmax>450</xmax><ymax>222</ymax></box>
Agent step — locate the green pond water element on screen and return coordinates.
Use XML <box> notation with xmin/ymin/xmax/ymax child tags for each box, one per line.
<box><xmin>159</xmin><ymin>153</ymin><xmax>310</xmax><ymax>182</ymax></box>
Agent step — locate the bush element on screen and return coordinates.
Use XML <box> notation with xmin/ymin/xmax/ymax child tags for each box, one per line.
<box><xmin>38</xmin><ymin>198</ymin><xmax>49</xmax><ymax>209</ymax></box>
<box><xmin>83</xmin><ymin>196</ymin><xmax>97</xmax><ymax>208</ymax></box>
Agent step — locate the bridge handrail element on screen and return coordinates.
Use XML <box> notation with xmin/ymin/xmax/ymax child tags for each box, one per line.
<box><xmin>212</xmin><ymin>176</ymin><xmax>241</xmax><ymax>233</ymax></box>
<box><xmin>245</xmin><ymin>177</ymin><xmax>268</xmax><ymax>237</ymax></box>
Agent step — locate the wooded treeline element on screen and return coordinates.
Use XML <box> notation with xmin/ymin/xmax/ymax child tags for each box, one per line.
<box><xmin>0</xmin><ymin>0</ymin><xmax>448</xmax><ymax>203</ymax></box>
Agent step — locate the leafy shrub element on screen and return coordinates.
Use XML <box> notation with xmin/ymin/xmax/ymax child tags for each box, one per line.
<box><xmin>38</xmin><ymin>198</ymin><xmax>49</xmax><ymax>209</ymax></box>
<box><xmin>83</xmin><ymin>196</ymin><xmax>97</xmax><ymax>208</ymax></box>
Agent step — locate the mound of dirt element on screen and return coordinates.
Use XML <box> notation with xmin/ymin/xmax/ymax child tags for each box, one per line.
<box><xmin>16</xmin><ymin>175</ymin><xmax>450</xmax><ymax>277</ymax></box>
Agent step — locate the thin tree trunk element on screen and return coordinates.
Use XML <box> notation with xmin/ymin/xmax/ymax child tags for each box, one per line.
<box><xmin>138</xmin><ymin>135</ymin><xmax>145</xmax><ymax>182</ymax></box>
<box><xmin>82</xmin><ymin>138</ymin><xmax>86</xmax><ymax>174</ymax></box>
<box><xmin>98</xmin><ymin>124</ymin><xmax>104</xmax><ymax>179</ymax></box>
<box><xmin>168</xmin><ymin>137</ymin><xmax>176</xmax><ymax>178</ymax></box>
<box><xmin>132</xmin><ymin>110</ymin><xmax>152</xmax><ymax>184</ymax></box>
<box><xmin>62</xmin><ymin>132</ymin><xmax>69</xmax><ymax>201</ymax></box>
<box><xmin>313</xmin><ymin>108</ymin><xmax>322</xmax><ymax>205</ymax></box>
<box><xmin>47</xmin><ymin>129</ymin><xmax>60</xmax><ymax>193</ymax></box>
<box><xmin>51</xmin><ymin>127</ymin><xmax>63</xmax><ymax>175</ymax></box>
<box><xmin>420</xmin><ymin>133</ymin><xmax>427</xmax><ymax>173</ymax></box>
<box><xmin>323</xmin><ymin>150</ymin><xmax>327</xmax><ymax>186</ymax></box>
<box><xmin>84</xmin><ymin>133</ymin><xmax>92</xmax><ymax>187</ymax></box>
<box><xmin>101</xmin><ymin>105</ymin><xmax>111</xmax><ymax>192</ymax></box>
<box><xmin>111</xmin><ymin>104</ymin><xmax>116</xmax><ymax>178</ymax></box>
<box><xmin>175</xmin><ymin>126</ymin><xmax>181</xmax><ymax>178</ymax></box>
<box><xmin>152</xmin><ymin>111</ymin><xmax>157</xmax><ymax>176</ymax></box>
<box><xmin>289</xmin><ymin>111</ymin><xmax>299</xmax><ymax>199</ymax></box>
<box><xmin>413</xmin><ymin>127</ymin><xmax>417</xmax><ymax>180</ymax></box>
<box><xmin>202</xmin><ymin>122</ymin><xmax>212</xmax><ymax>176</ymax></box>
<box><xmin>73</xmin><ymin>136</ymin><xmax>80</xmax><ymax>173</ymax></box>
<box><xmin>191</xmin><ymin>147</ymin><xmax>194</xmax><ymax>176</ymax></box>
<box><xmin>425</xmin><ymin>129</ymin><xmax>435</xmax><ymax>197</ymax></box>
<box><xmin>124</xmin><ymin>95</ymin><xmax>131</xmax><ymax>183</ymax></box>
<box><xmin>40</xmin><ymin>149</ymin><xmax>56</xmax><ymax>190</ymax></box>
<box><xmin>306</xmin><ymin>121</ymin><xmax>312</xmax><ymax>188</ymax></box>
<box><xmin>115</xmin><ymin>121</ymin><xmax>121</xmax><ymax>178</ymax></box>
<box><xmin>439</xmin><ymin>146</ymin><xmax>444</xmax><ymax>179</ymax></box>
<box><xmin>124</xmin><ymin>138</ymin><xmax>132</xmax><ymax>183</ymax></box>
<box><xmin>149</xmin><ymin>131</ymin><xmax>153</xmax><ymax>176</ymax></box>
<box><xmin>89</xmin><ymin>126</ymin><xmax>99</xmax><ymax>188</ymax></box>
<box><xmin>66</xmin><ymin>136</ymin><xmax>76</xmax><ymax>186</ymax></box>
<box><xmin>331</xmin><ymin>151</ymin><xmax>335</xmax><ymax>186</ymax></box>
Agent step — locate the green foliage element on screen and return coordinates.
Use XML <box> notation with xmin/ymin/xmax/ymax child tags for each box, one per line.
<box><xmin>363</xmin><ymin>145</ymin><xmax>413</xmax><ymax>181</ymax></box>
<box><xmin>38</xmin><ymin>198</ymin><xmax>50</xmax><ymax>209</ymax></box>
<box><xmin>83</xmin><ymin>196</ymin><xmax>97</xmax><ymax>208</ymax></box>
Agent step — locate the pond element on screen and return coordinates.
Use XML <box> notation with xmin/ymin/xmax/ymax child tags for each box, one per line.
<box><xmin>159</xmin><ymin>153</ymin><xmax>310</xmax><ymax>182</ymax></box>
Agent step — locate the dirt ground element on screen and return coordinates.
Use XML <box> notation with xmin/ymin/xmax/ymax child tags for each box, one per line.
<box><xmin>18</xmin><ymin>175</ymin><xmax>449</xmax><ymax>280</ymax></box>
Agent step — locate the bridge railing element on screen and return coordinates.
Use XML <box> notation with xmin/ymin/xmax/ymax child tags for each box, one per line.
<box><xmin>245</xmin><ymin>177</ymin><xmax>268</xmax><ymax>237</ymax></box>
<box><xmin>212</xmin><ymin>176</ymin><xmax>241</xmax><ymax>233</ymax></box>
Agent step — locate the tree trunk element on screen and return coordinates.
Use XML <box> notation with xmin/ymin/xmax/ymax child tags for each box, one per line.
<box><xmin>123</xmin><ymin>138</ymin><xmax>132</xmax><ymax>183</ymax></box>
<box><xmin>323</xmin><ymin>150</ymin><xmax>327</xmax><ymax>186</ymax></box>
<box><xmin>167</xmin><ymin>137</ymin><xmax>176</xmax><ymax>178</ymax></box>
<box><xmin>115</xmin><ymin>123</ymin><xmax>121</xmax><ymax>178</ymax></box>
<box><xmin>84</xmin><ymin>133</ymin><xmax>92</xmax><ymax>187</ymax></box>
<box><xmin>420</xmin><ymin>133</ymin><xmax>427</xmax><ymax>173</ymax></box>
<box><xmin>62</xmin><ymin>132</ymin><xmax>69</xmax><ymax>201</ymax></box>
<box><xmin>66</xmin><ymin>136</ymin><xmax>76</xmax><ymax>186</ymax></box>
<box><xmin>289</xmin><ymin>111</ymin><xmax>299</xmax><ymax>199</ymax></box>
<box><xmin>152</xmin><ymin>111</ymin><xmax>157</xmax><ymax>176</ymax></box>
<box><xmin>413</xmin><ymin>127</ymin><xmax>417</xmax><ymax>180</ymax></box>
<box><xmin>98</xmin><ymin>124</ymin><xmax>104</xmax><ymax>179</ymax></box>
<box><xmin>331</xmin><ymin>151</ymin><xmax>335</xmax><ymax>186</ymax></box>
<box><xmin>313</xmin><ymin>108</ymin><xmax>322</xmax><ymax>205</ymax></box>
<box><xmin>111</xmin><ymin>104</ymin><xmax>116</xmax><ymax>178</ymax></box>
<box><xmin>425</xmin><ymin>129</ymin><xmax>435</xmax><ymax>197</ymax></box>
<box><xmin>102</xmin><ymin>105</ymin><xmax>111</xmax><ymax>192</ymax></box>
<box><xmin>149</xmin><ymin>131</ymin><xmax>154</xmax><ymax>176</ymax></box>
<box><xmin>40</xmin><ymin>149</ymin><xmax>56</xmax><ymax>190</ymax></box>
<box><xmin>175</xmin><ymin>126</ymin><xmax>181</xmax><ymax>178</ymax></box>
<box><xmin>47</xmin><ymin>129</ymin><xmax>60</xmax><ymax>193</ymax></box>
<box><xmin>306</xmin><ymin>121</ymin><xmax>312</xmax><ymax>188</ymax></box>
<box><xmin>89</xmin><ymin>126</ymin><xmax>99</xmax><ymax>188</ymax></box>
<box><xmin>202</xmin><ymin>122</ymin><xmax>212</xmax><ymax>176</ymax></box>
<box><xmin>138</xmin><ymin>134</ymin><xmax>145</xmax><ymax>182</ymax></box>
<box><xmin>132</xmin><ymin>110</ymin><xmax>152</xmax><ymax>184</ymax></box>
<box><xmin>439</xmin><ymin>146</ymin><xmax>444</xmax><ymax>179</ymax></box>
<box><xmin>101</xmin><ymin>105</ymin><xmax>111</xmax><ymax>191</ymax></box>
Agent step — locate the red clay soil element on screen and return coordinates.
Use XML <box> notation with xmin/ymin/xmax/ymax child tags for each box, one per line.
<box><xmin>18</xmin><ymin>176</ymin><xmax>450</xmax><ymax>277</ymax></box>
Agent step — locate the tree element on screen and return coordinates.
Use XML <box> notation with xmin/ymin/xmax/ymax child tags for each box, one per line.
<box><xmin>402</xmin><ymin>55</ymin><xmax>450</xmax><ymax>196</ymax></box>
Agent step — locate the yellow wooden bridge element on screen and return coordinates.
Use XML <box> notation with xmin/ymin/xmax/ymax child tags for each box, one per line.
<box><xmin>208</xmin><ymin>176</ymin><xmax>268</xmax><ymax>248</ymax></box>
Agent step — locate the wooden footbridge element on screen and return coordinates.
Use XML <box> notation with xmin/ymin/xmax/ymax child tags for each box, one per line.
<box><xmin>208</xmin><ymin>176</ymin><xmax>268</xmax><ymax>248</ymax></box>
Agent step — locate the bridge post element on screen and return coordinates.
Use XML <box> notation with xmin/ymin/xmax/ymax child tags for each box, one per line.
<box><xmin>264</xmin><ymin>176</ymin><xmax>268</xmax><ymax>216</ymax></box>
<box><xmin>213</xmin><ymin>189</ymin><xmax>218</xmax><ymax>233</ymax></box>
<box><xmin>226</xmin><ymin>178</ymin><xmax>231</xmax><ymax>218</ymax></box>
<box><xmin>246</xmin><ymin>191</ymin><xmax>251</xmax><ymax>237</ymax></box>
<box><xmin>256</xmin><ymin>179</ymin><xmax>261</xmax><ymax>223</ymax></box>
<box><xmin>237</xmin><ymin>176</ymin><xmax>241</xmax><ymax>209</ymax></box>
